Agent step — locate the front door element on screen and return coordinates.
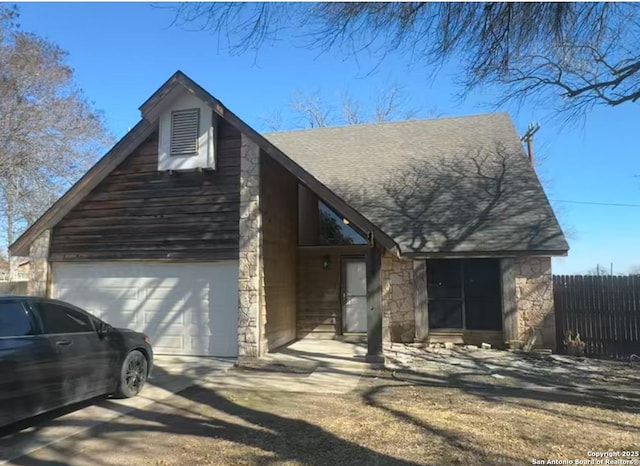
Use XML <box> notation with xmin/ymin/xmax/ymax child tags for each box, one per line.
<box><xmin>342</xmin><ymin>257</ymin><xmax>367</xmax><ymax>333</ymax></box>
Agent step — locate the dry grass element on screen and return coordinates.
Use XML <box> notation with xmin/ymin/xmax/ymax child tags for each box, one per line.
<box><xmin>15</xmin><ymin>371</ymin><xmax>640</xmax><ymax>466</ymax></box>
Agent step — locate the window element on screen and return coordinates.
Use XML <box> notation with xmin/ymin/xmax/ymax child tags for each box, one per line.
<box><xmin>318</xmin><ymin>202</ymin><xmax>367</xmax><ymax>245</ymax></box>
<box><xmin>170</xmin><ymin>108</ymin><xmax>200</xmax><ymax>156</ymax></box>
<box><xmin>464</xmin><ymin>260</ymin><xmax>503</xmax><ymax>330</ymax></box>
<box><xmin>0</xmin><ymin>302</ymin><xmax>36</xmax><ymax>337</ymax></box>
<box><xmin>33</xmin><ymin>302</ymin><xmax>93</xmax><ymax>335</ymax></box>
<box><xmin>427</xmin><ymin>260</ymin><xmax>463</xmax><ymax>328</ymax></box>
<box><xmin>427</xmin><ymin>259</ymin><xmax>502</xmax><ymax>331</ymax></box>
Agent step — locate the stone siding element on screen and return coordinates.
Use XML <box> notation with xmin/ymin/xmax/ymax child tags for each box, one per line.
<box><xmin>9</xmin><ymin>256</ymin><xmax>29</xmax><ymax>282</ymax></box>
<box><xmin>28</xmin><ymin>230</ymin><xmax>50</xmax><ymax>297</ymax></box>
<box><xmin>511</xmin><ymin>256</ymin><xmax>555</xmax><ymax>349</ymax></box>
<box><xmin>237</xmin><ymin>134</ymin><xmax>263</xmax><ymax>358</ymax></box>
<box><xmin>381</xmin><ymin>252</ymin><xmax>415</xmax><ymax>343</ymax></box>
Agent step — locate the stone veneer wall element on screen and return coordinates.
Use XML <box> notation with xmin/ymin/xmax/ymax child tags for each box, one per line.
<box><xmin>28</xmin><ymin>230</ymin><xmax>50</xmax><ymax>297</ymax></box>
<box><xmin>9</xmin><ymin>256</ymin><xmax>28</xmax><ymax>281</ymax></box>
<box><xmin>381</xmin><ymin>252</ymin><xmax>416</xmax><ymax>343</ymax></box>
<box><xmin>237</xmin><ymin>134</ymin><xmax>264</xmax><ymax>358</ymax></box>
<box><xmin>509</xmin><ymin>256</ymin><xmax>555</xmax><ymax>349</ymax></box>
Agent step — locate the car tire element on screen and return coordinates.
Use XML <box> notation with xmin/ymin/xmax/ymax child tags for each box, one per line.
<box><xmin>115</xmin><ymin>350</ymin><xmax>148</xmax><ymax>398</ymax></box>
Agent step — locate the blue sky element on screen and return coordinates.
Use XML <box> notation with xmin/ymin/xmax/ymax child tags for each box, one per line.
<box><xmin>16</xmin><ymin>2</ymin><xmax>640</xmax><ymax>274</ymax></box>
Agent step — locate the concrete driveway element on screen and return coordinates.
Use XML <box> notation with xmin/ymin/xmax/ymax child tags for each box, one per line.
<box><xmin>0</xmin><ymin>356</ymin><xmax>233</xmax><ymax>465</ymax></box>
<box><xmin>0</xmin><ymin>352</ymin><xmax>368</xmax><ymax>465</ymax></box>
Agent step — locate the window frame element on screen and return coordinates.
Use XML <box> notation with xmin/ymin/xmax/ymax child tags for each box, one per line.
<box><xmin>317</xmin><ymin>200</ymin><xmax>368</xmax><ymax>246</ymax></box>
<box><xmin>427</xmin><ymin>259</ymin><xmax>502</xmax><ymax>331</ymax></box>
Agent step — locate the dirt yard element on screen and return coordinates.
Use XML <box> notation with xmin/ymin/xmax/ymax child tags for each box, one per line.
<box><xmin>12</xmin><ymin>368</ymin><xmax>640</xmax><ymax>466</ymax></box>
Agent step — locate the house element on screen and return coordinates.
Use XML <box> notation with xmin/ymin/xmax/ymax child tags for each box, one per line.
<box><xmin>9</xmin><ymin>71</ymin><xmax>568</xmax><ymax>361</ymax></box>
<box><xmin>0</xmin><ymin>260</ymin><xmax>8</xmax><ymax>282</ymax></box>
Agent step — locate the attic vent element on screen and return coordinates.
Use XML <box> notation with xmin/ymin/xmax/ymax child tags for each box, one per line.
<box><xmin>170</xmin><ymin>108</ymin><xmax>199</xmax><ymax>156</ymax></box>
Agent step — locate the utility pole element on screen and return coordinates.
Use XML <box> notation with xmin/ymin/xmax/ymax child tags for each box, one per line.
<box><xmin>520</xmin><ymin>122</ymin><xmax>541</xmax><ymax>167</ymax></box>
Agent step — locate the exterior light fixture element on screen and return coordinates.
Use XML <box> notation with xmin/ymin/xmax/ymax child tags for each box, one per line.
<box><xmin>342</xmin><ymin>218</ymin><xmax>350</xmax><ymax>225</ymax></box>
<box><xmin>322</xmin><ymin>255</ymin><xmax>330</xmax><ymax>270</ymax></box>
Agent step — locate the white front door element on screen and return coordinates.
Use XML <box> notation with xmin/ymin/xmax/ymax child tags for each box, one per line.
<box><xmin>343</xmin><ymin>258</ymin><xmax>367</xmax><ymax>333</ymax></box>
<box><xmin>51</xmin><ymin>262</ymin><xmax>239</xmax><ymax>357</ymax></box>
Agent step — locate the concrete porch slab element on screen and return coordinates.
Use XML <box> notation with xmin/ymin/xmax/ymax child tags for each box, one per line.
<box><xmin>264</xmin><ymin>338</ymin><xmax>373</xmax><ymax>369</ymax></box>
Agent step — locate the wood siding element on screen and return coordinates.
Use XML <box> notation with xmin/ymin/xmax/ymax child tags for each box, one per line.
<box><xmin>50</xmin><ymin>120</ymin><xmax>241</xmax><ymax>261</ymax></box>
<box><xmin>262</xmin><ymin>151</ymin><xmax>298</xmax><ymax>351</ymax></box>
<box><xmin>297</xmin><ymin>252</ymin><xmax>342</xmax><ymax>339</ymax></box>
<box><xmin>297</xmin><ymin>184</ymin><xmax>319</xmax><ymax>245</ymax></box>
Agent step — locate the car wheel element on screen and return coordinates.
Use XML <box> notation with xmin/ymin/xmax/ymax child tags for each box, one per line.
<box><xmin>115</xmin><ymin>350</ymin><xmax>148</xmax><ymax>398</ymax></box>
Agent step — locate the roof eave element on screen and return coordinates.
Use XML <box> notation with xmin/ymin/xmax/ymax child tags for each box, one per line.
<box><xmin>11</xmin><ymin>71</ymin><xmax>401</xmax><ymax>258</ymax></box>
<box><xmin>9</xmin><ymin>119</ymin><xmax>156</xmax><ymax>257</ymax></box>
<box><xmin>402</xmin><ymin>248</ymin><xmax>569</xmax><ymax>259</ymax></box>
<box><xmin>241</xmin><ymin>123</ymin><xmax>400</xmax><ymax>253</ymax></box>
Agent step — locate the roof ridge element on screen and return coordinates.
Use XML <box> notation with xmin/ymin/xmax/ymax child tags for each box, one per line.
<box><xmin>263</xmin><ymin>111</ymin><xmax>510</xmax><ymax>135</ymax></box>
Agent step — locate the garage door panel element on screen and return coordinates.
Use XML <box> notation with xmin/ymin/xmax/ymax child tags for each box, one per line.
<box><xmin>51</xmin><ymin>262</ymin><xmax>239</xmax><ymax>357</ymax></box>
<box><xmin>104</xmin><ymin>310</ymin><xmax>139</xmax><ymax>329</ymax></box>
<box><xmin>153</xmin><ymin>335</ymin><xmax>185</xmax><ymax>351</ymax></box>
<box><xmin>143</xmin><ymin>308</ymin><xmax>186</xmax><ymax>325</ymax></box>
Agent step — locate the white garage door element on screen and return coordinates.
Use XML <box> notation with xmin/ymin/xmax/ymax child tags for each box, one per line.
<box><xmin>51</xmin><ymin>262</ymin><xmax>239</xmax><ymax>357</ymax></box>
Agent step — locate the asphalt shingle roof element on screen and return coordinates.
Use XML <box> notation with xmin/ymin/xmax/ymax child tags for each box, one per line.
<box><xmin>265</xmin><ymin>113</ymin><xmax>568</xmax><ymax>255</ymax></box>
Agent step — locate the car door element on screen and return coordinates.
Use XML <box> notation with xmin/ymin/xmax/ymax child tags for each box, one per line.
<box><xmin>0</xmin><ymin>300</ymin><xmax>58</xmax><ymax>427</ymax></box>
<box><xmin>86</xmin><ymin>314</ymin><xmax>125</xmax><ymax>391</ymax></box>
<box><xmin>29</xmin><ymin>300</ymin><xmax>113</xmax><ymax>406</ymax></box>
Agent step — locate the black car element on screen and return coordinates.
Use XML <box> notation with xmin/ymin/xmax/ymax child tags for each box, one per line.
<box><xmin>0</xmin><ymin>295</ymin><xmax>153</xmax><ymax>428</ymax></box>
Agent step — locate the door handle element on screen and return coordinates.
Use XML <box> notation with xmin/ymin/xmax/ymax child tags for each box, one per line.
<box><xmin>55</xmin><ymin>339</ymin><xmax>73</xmax><ymax>347</ymax></box>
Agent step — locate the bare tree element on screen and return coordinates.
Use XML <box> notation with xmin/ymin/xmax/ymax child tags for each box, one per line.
<box><xmin>340</xmin><ymin>92</ymin><xmax>363</xmax><ymax>126</ymax></box>
<box><xmin>260</xmin><ymin>109</ymin><xmax>284</xmax><ymax>132</ymax></box>
<box><xmin>583</xmin><ymin>264</ymin><xmax>612</xmax><ymax>276</ymax></box>
<box><xmin>174</xmin><ymin>2</ymin><xmax>640</xmax><ymax>119</ymax></box>
<box><xmin>261</xmin><ymin>82</ymin><xmax>429</xmax><ymax>131</ymax></box>
<box><xmin>0</xmin><ymin>6</ymin><xmax>112</xmax><ymax>253</ymax></box>
<box><xmin>290</xmin><ymin>90</ymin><xmax>333</xmax><ymax>128</ymax></box>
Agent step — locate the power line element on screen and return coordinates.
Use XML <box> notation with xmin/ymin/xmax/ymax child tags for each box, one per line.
<box><xmin>550</xmin><ymin>199</ymin><xmax>640</xmax><ymax>208</ymax></box>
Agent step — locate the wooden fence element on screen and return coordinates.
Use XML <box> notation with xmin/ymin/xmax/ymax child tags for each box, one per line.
<box><xmin>554</xmin><ymin>275</ymin><xmax>640</xmax><ymax>360</ymax></box>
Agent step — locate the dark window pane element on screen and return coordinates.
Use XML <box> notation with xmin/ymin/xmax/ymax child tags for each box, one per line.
<box><xmin>35</xmin><ymin>303</ymin><xmax>92</xmax><ymax>334</ymax></box>
<box><xmin>427</xmin><ymin>260</ymin><xmax>462</xmax><ymax>299</ymax></box>
<box><xmin>428</xmin><ymin>300</ymin><xmax>463</xmax><ymax>329</ymax></box>
<box><xmin>464</xmin><ymin>259</ymin><xmax>500</xmax><ymax>299</ymax></box>
<box><xmin>463</xmin><ymin>259</ymin><xmax>502</xmax><ymax>330</ymax></box>
<box><xmin>318</xmin><ymin>202</ymin><xmax>367</xmax><ymax>245</ymax></box>
<box><xmin>465</xmin><ymin>299</ymin><xmax>503</xmax><ymax>330</ymax></box>
<box><xmin>0</xmin><ymin>302</ymin><xmax>35</xmax><ymax>337</ymax></box>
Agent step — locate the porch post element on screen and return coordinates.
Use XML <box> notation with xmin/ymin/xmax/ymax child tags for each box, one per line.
<box><xmin>413</xmin><ymin>260</ymin><xmax>429</xmax><ymax>341</ymax></box>
<box><xmin>365</xmin><ymin>246</ymin><xmax>384</xmax><ymax>362</ymax></box>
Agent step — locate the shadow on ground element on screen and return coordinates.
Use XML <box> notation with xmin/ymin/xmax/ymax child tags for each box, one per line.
<box><xmin>5</xmin><ymin>364</ymin><xmax>423</xmax><ymax>466</ymax></box>
<box><xmin>2</xmin><ymin>350</ymin><xmax>639</xmax><ymax>466</ymax></box>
